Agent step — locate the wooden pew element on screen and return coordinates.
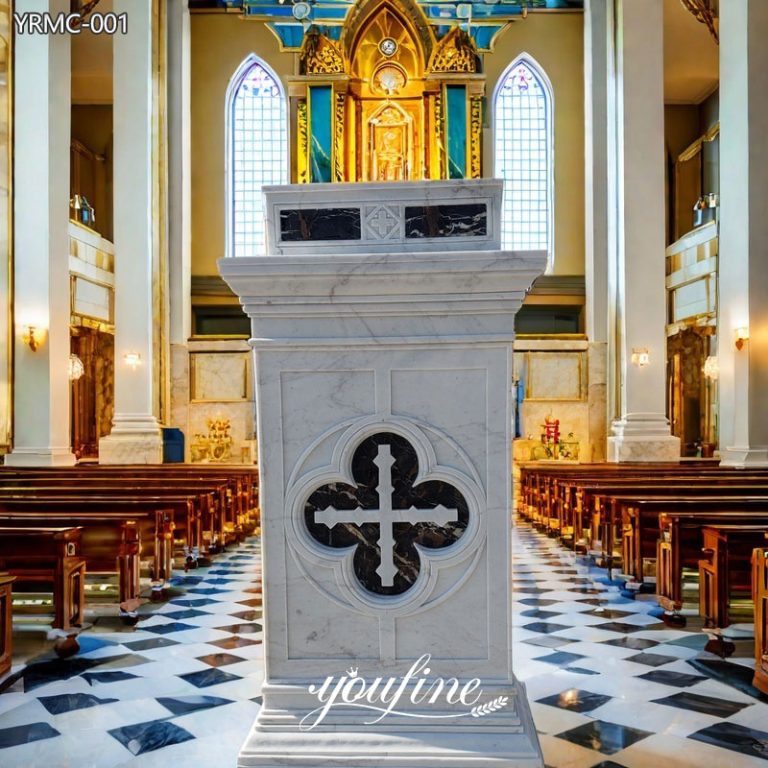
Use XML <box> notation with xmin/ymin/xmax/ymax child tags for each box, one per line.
<box><xmin>0</xmin><ymin>573</ymin><xmax>14</xmax><ymax>677</ymax></box>
<box><xmin>0</xmin><ymin>504</ymin><xmax>175</xmax><ymax>597</ymax></box>
<box><xmin>613</xmin><ymin>494</ymin><xmax>768</xmax><ymax>580</ymax></box>
<box><xmin>753</xmin><ymin>545</ymin><xmax>768</xmax><ymax>695</ymax></box>
<box><xmin>0</xmin><ymin>527</ymin><xmax>86</xmax><ymax>629</ymax></box>
<box><xmin>655</xmin><ymin>511</ymin><xmax>768</xmax><ymax>623</ymax></box>
<box><xmin>699</xmin><ymin>525</ymin><xmax>768</xmax><ymax>628</ymax></box>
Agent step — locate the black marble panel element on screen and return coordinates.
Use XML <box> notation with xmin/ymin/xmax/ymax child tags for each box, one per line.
<box><xmin>178</xmin><ymin>669</ymin><xmax>241</xmax><ymax>689</ymax></box>
<box><xmin>38</xmin><ymin>693</ymin><xmax>118</xmax><ymax>715</ymax></box>
<box><xmin>652</xmin><ymin>691</ymin><xmax>750</xmax><ymax>717</ymax></box>
<box><xmin>537</xmin><ymin>688</ymin><xmax>613</xmax><ymax>713</ymax></box>
<box><xmin>305</xmin><ymin>433</ymin><xmax>469</xmax><ymax>596</ymax></box>
<box><xmin>522</xmin><ymin>636</ymin><xmax>577</xmax><ymax>649</ymax></box>
<box><xmin>169</xmin><ymin>598</ymin><xmax>221</xmax><ymax>608</ymax></box>
<box><xmin>522</xmin><ymin>622</ymin><xmax>571</xmax><ymax>634</ymax></box>
<box><xmin>601</xmin><ymin>637</ymin><xmax>658</xmax><ymax>651</ymax></box>
<box><xmin>556</xmin><ymin>719</ymin><xmax>652</xmax><ymax>755</ymax></box>
<box><xmin>280</xmin><ymin>208</ymin><xmax>361</xmax><ymax>241</ymax></box>
<box><xmin>143</xmin><ymin>622</ymin><xmax>198</xmax><ymax>635</ymax></box>
<box><xmin>109</xmin><ymin>720</ymin><xmax>194</xmax><ymax>756</ymax></box>
<box><xmin>156</xmin><ymin>695</ymin><xmax>233</xmax><ymax>717</ymax></box>
<box><xmin>82</xmin><ymin>671</ymin><xmax>139</xmax><ymax>685</ymax></box>
<box><xmin>689</xmin><ymin>722</ymin><xmax>768</xmax><ymax>760</ymax></box>
<box><xmin>0</xmin><ymin>722</ymin><xmax>60</xmax><ymax>750</ymax></box>
<box><xmin>687</xmin><ymin>658</ymin><xmax>768</xmax><ymax>702</ymax></box>
<box><xmin>533</xmin><ymin>650</ymin><xmax>586</xmax><ymax>667</ymax></box>
<box><xmin>404</xmin><ymin>204</ymin><xmax>487</xmax><ymax>239</ymax></box>
<box><xmin>164</xmin><ymin>609</ymin><xmax>210</xmax><ymax>621</ymax></box>
<box><xmin>636</xmin><ymin>670</ymin><xmax>707</xmax><ymax>688</ymax></box>
<box><xmin>124</xmin><ymin>638</ymin><xmax>180</xmax><ymax>652</ymax></box>
<box><xmin>625</xmin><ymin>652</ymin><xmax>676</xmax><ymax>668</ymax></box>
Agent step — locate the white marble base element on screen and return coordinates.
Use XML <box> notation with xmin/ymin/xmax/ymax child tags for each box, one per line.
<box><xmin>3</xmin><ymin>447</ymin><xmax>77</xmax><ymax>466</ymax></box>
<box><xmin>99</xmin><ymin>417</ymin><xmax>164</xmax><ymax>464</ymax></box>
<box><xmin>606</xmin><ymin>434</ymin><xmax>681</xmax><ymax>462</ymax></box>
<box><xmin>719</xmin><ymin>445</ymin><xmax>768</xmax><ymax>468</ymax></box>
<box><xmin>239</xmin><ymin>680</ymin><xmax>542</xmax><ymax>768</ymax></box>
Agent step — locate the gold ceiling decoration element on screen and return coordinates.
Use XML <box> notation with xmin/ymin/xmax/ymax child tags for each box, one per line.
<box><xmin>429</xmin><ymin>28</ymin><xmax>479</xmax><ymax>74</ymax></box>
<box><xmin>680</xmin><ymin>0</ymin><xmax>719</xmax><ymax>44</ymax></box>
<box><xmin>300</xmin><ymin>30</ymin><xmax>346</xmax><ymax>76</ymax></box>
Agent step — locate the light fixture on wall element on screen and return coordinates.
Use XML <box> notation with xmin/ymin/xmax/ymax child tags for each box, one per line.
<box><xmin>21</xmin><ymin>324</ymin><xmax>45</xmax><ymax>352</ymax></box>
<box><xmin>68</xmin><ymin>354</ymin><xmax>85</xmax><ymax>381</ymax></box>
<box><xmin>124</xmin><ymin>351</ymin><xmax>142</xmax><ymax>369</ymax></box>
<box><xmin>734</xmin><ymin>327</ymin><xmax>749</xmax><ymax>351</ymax></box>
<box><xmin>703</xmin><ymin>356</ymin><xmax>719</xmax><ymax>380</ymax></box>
<box><xmin>631</xmin><ymin>348</ymin><xmax>650</xmax><ymax>367</ymax></box>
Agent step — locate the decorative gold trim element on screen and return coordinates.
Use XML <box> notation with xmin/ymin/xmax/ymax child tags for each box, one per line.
<box><xmin>433</xmin><ymin>90</ymin><xmax>445</xmax><ymax>179</ymax></box>
<box><xmin>469</xmin><ymin>95</ymin><xmax>482</xmax><ymax>178</ymax></box>
<box><xmin>300</xmin><ymin>30</ymin><xmax>346</xmax><ymax>76</ymax></box>
<box><xmin>428</xmin><ymin>28</ymin><xmax>478</xmax><ymax>74</ymax></box>
<box><xmin>333</xmin><ymin>89</ymin><xmax>345</xmax><ymax>182</ymax></box>
<box><xmin>297</xmin><ymin>99</ymin><xmax>309</xmax><ymax>184</ymax></box>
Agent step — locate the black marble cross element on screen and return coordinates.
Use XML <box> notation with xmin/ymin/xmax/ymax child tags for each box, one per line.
<box><xmin>304</xmin><ymin>433</ymin><xmax>469</xmax><ymax>596</ymax></box>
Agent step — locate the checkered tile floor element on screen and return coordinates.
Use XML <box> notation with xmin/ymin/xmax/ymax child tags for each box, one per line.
<box><xmin>513</xmin><ymin>520</ymin><xmax>768</xmax><ymax>767</ymax></box>
<box><xmin>1</xmin><ymin>525</ymin><xmax>768</xmax><ymax>767</ymax></box>
<box><xmin>0</xmin><ymin>540</ymin><xmax>264</xmax><ymax>766</ymax></box>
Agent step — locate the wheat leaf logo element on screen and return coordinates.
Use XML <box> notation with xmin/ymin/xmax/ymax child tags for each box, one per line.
<box><xmin>470</xmin><ymin>695</ymin><xmax>508</xmax><ymax>717</ymax></box>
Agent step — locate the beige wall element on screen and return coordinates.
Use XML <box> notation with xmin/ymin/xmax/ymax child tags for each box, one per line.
<box><xmin>485</xmin><ymin>14</ymin><xmax>585</xmax><ymax>276</ymax></box>
<box><xmin>190</xmin><ymin>12</ymin><xmax>585</xmax><ymax>278</ymax></box>
<box><xmin>191</xmin><ymin>14</ymin><xmax>293</xmax><ymax>276</ymax></box>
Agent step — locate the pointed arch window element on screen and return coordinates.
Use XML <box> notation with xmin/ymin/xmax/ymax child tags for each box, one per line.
<box><xmin>226</xmin><ymin>55</ymin><xmax>288</xmax><ymax>257</ymax></box>
<box><xmin>494</xmin><ymin>57</ymin><xmax>553</xmax><ymax>257</ymax></box>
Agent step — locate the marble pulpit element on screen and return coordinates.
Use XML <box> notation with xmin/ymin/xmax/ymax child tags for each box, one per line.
<box><xmin>219</xmin><ymin>179</ymin><xmax>545</xmax><ymax>767</ymax></box>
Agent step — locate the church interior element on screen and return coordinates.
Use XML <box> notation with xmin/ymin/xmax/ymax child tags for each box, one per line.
<box><xmin>1</xmin><ymin>0</ymin><xmax>768</xmax><ymax>766</ymax></box>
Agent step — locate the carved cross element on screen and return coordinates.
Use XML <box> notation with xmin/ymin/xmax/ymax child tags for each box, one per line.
<box><xmin>367</xmin><ymin>207</ymin><xmax>397</xmax><ymax>238</ymax></box>
<box><xmin>310</xmin><ymin>440</ymin><xmax>463</xmax><ymax>592</ymax></box>
<box><xmin>304</xmin><ymin>433</ymin><xmax>469</xmax><ymax>595</ymax></box>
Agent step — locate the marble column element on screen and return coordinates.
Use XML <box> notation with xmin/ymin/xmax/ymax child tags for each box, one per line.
<box><xmin>717</xmin><ymin>0</ymin><xmax>768</xmax><ymax>467</ymax></box>
<box><xmin>606</xmin><ymin>0</ymin><xmax>680</xmax><ymax>462</ymax></box>
<box><xmin>167</xmin><ymin>0</ymin><xmax>192</xmax><ymax>455</ymax></box>
<box><xmin>6</xmin><ymin>0</ymin><xmax>76</xmax><ymax>466</ymax></box>
<box><xmin>583</xmin><ymin>0</ymin><xmax>612</xmax><ymax>462</ymax></box>
<box><xmin>99</xmin><ymin>0</ymin><xmax>163</xmax><ymax>463</ymax></box>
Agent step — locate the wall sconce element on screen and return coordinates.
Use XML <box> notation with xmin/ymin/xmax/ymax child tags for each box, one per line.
<box><xmin>734</xmin><ymin>327</ymin><xmax>749</xmax><ymax>351</ymax></box>
<box><xmin>22</xmin><ymin>324</ymin><xmax>45</xmax><ymax>352</ymax></box>
<box><xmin>703</xmin><ymin>356</ymin><xmax>719</xmax><ymax>380</ymax></box>
<box><xmin>68</xmin><ymin>353</ymin><xmax>85</xmax><ymax>381</ymax></box>
<box><xmin>124</xmin><ymin>351</ymin><xmax>142</xmax><ymax>369</ymax></box>
<box><xmin>631</xmin><ymin>348</ymin><xmax>650</xmax><ymax>367</ymax></box>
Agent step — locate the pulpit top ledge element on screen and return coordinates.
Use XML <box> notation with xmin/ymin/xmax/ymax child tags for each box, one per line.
<box><xmin>218</xmin><ymin>179</ymin><xmax>546</xmax><ymax>344</ymax></box>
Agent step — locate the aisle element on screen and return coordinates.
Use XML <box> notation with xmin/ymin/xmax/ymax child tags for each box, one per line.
<box><xmin>512</xmin><ymin>520</ymin><xmax>768</xmax><ymax>767</ymax></box>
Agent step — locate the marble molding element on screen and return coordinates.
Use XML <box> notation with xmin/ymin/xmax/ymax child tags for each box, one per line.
<box><xmin>99</xmin><ymin>432</ymin><xmax>164</xmax><ymax>464</ymax></box>
<box><xmin>607</xmin><ymin>414</ymin><xmax>681</xmax><ymax>463</ymax></box>
<box><xmin>220</xmin><ymin>180</ymin><xmax>546</xmax><ymax>768</ymax></box>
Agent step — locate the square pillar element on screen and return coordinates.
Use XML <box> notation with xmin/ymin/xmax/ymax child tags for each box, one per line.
<box><xmin>606</xmin><ymin>0</ymin><xmax>680</xmax><ymax>462</ymax></box>
<box><xmin>717</xmin><ymin>0</ymin><xmax>768</xmax><ymax>467</ymax></box>
<box><xmin>99</xmin><ymin>0</ymin><xmax>163</xmax><ymax>464</ymax></box>
<box><xmin>221</xmin><ymin>180</ymin><xmax>545</xmax><ymax>767</ymax></box>
<box><xmin>6</xmin><ymin>0</ymin><xmax>75</xmax><ymax>467</ymax></box>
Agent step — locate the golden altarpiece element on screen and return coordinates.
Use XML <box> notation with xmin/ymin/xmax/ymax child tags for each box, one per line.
<box><xmin>289</xmin><ymin>3</ymin><xmax>485</xmax><ymax>185</ymax></box>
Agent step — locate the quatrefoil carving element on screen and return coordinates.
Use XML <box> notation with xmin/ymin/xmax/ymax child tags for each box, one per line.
<box><xmin>304</xmin><ymin>432</ymin><xmax>469</xmax><ymax>596</ymax></box>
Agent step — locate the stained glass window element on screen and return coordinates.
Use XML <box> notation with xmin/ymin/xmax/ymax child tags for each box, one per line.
<box><xmin>494</xmin><ymin>58</ymin><xmax>552</xmax><ymax>255</ymax></box>
<box><xmin>227</xmin><ymin>56</ymin><xmax>288</xmax><ymax>257</ymax></box>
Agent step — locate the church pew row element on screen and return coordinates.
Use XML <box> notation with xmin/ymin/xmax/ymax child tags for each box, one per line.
<box><xmin>653</xmin><ymin>511</ymin><xmax>768</xmax><ymax>623</ymax></box>
<box><xmin>0</xmin><ymin>527</ymin><xmax>86</xmax><ymax>630</ymax></box>
<box><xmin>0</xmin><ymin>508</ymin><xmax>174</xmax><ymax>603</ymax></box>
<box><xmin>0</xmin><ymin>573</ymin><xmax>12</xmax><ymax>677</ymax></box>
<box><xmin>0</xmin><ymin>464</ymin><xmax>259</xmax><ymax>544</ymax></box>
<box><xmin>611</xmin><ymin>494</ymin><xmax>768</xmax><ymax>579</ymax></box>
<box><xmin>699</xmin><ymin>525</ymin><xmax>768</xmax><ymax>628</ymax></box>
<box><xmin>754</xmin><ymin>546</ymin><xmax>768</xmax><ymax>695</ymax></box>
<box><xmin>542</xmin><ymin>472</ymin><xmax>768</xmax><ymax>549</ymax></box>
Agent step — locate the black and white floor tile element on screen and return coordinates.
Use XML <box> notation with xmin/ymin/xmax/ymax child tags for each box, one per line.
<box><xmin>514</xmin><ymin>520</ymin><xmax>768</xmax><ymax>767</ymax></box>
<box><xmin>2</xmin><ymin>524</ymin><xmax>768</xmax><ymax>767</ymax></box>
